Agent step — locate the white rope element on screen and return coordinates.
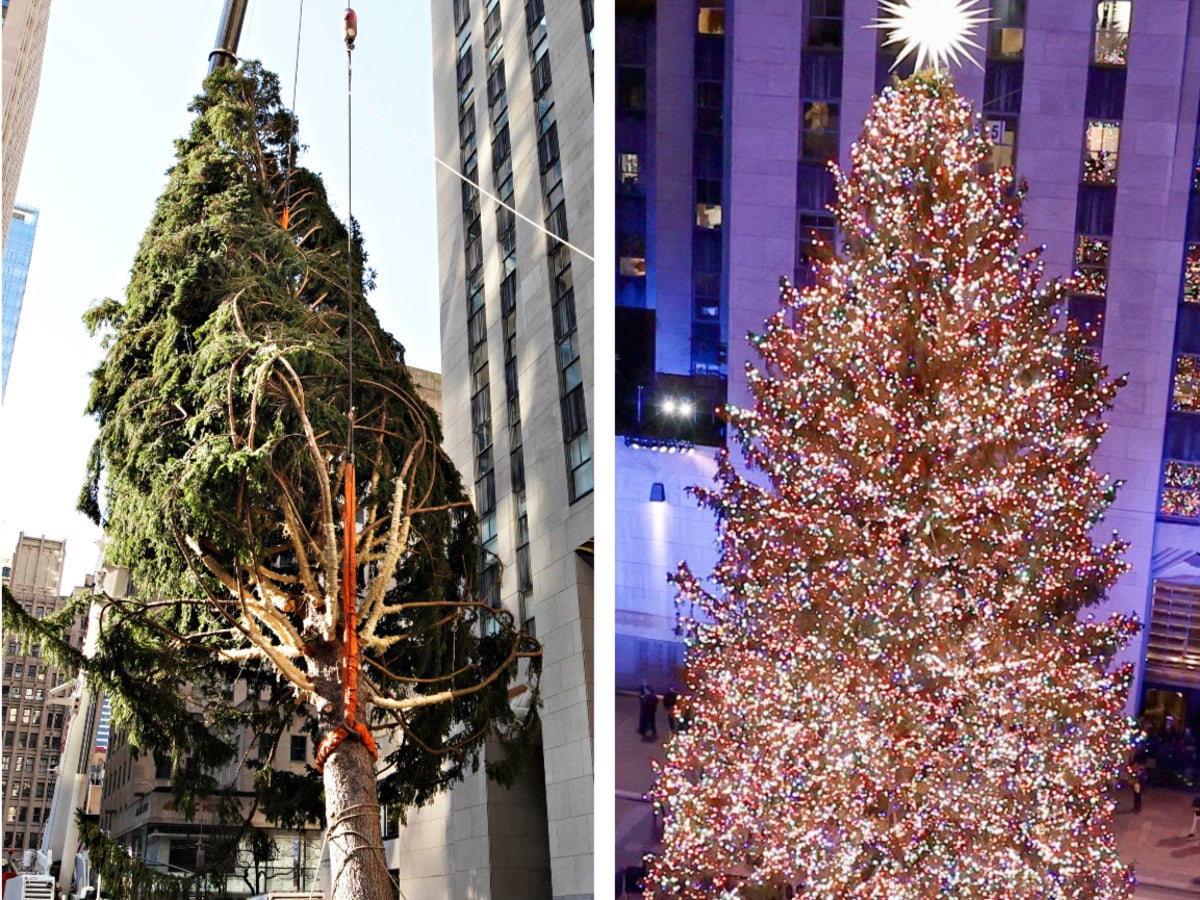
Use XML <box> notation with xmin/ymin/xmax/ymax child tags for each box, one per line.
<box><xmin>351</xmin><ymin>92</ymin><xmax>595</xmax><ymax>263</ymax></box>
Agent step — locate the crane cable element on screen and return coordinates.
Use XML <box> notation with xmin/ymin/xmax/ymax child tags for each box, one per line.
<box><xmin>280</xmin><ymin>0</ymin><xmax>304</xmax><ymax>229</ymax></box>
<box><xmin>351</xmin><ymin>93</ymin><xmax>595</xmax><ymax>263</ymax></box>
<box><xmin>316</xmin><ymin>7</ymin><xmax>376</xmax><ymax>773</ymax></box>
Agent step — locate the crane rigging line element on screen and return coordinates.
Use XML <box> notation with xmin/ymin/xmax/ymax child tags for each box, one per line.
<box><xmin>315</xmin><ymin>7</ymin><xmax>376</xmax><ymax>776</ymax></box>
<box><xmin>281</xmin><ymin>0</ymin><xmax>304</xmax><ymax>227</ymax></box>
<box><xmin>352</xmin><ymin>92</ymin><xmax>595</xmax><ymax>263</ymax></box>
<box><xmin>345</xmin><ymin>38</ymin><xmax>355</xmax><ymax>463</ymax></box>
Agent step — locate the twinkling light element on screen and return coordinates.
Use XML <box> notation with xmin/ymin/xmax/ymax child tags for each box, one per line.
<box><xmin>872</xmin><ymin>0</ymin><xmax>991</xmax><ymax>73</ymax></box>
<box><xmin>645</xmin><ymin>73</ymin><xmax>1136</xmax><ymax>900</ymax></box>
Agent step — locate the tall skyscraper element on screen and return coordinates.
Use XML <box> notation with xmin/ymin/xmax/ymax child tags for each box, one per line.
<box><xmin>1</xmin><ymin>533</ymin><xmax>74</xmax><ymax>862</ymax></box>
<box><xmin>389</xmin><ymin>1</ymin><xmax>595</xmax><ymax>898</ymax></box>
<box><xmin>616</xmin><ymin>0</ymin><xmax>1200</xmax><ymax>719</ymax></box>
<box><xmin>2</xmin><ymin>203</ymin><xmax>37</xmax><ymax>399</ymax></box>
<box><xmin>2</xmin><ymin>0</ymin><xmax>53</xmax><ymax>243</ymax></box>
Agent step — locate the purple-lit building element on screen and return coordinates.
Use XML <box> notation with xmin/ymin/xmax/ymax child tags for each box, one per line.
<box><xmin>615</xmin><ymin>0</ymin><xmax>1200</xmax><ymax>718</ymax></box>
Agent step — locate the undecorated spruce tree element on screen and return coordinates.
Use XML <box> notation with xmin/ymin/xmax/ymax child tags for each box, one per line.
<box><xmin>3</xmin><ymin>61</ymin><xmax>539</xmax><ymax>900</ymax></box>
<box><xmin>646</xmin><ymin>73</ymin><xmax>1135</xmax><ymax>899</ymax></box>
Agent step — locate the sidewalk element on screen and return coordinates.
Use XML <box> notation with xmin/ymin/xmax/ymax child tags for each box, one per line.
<box><xmin>613</xmin><ymin>691</ymin><xmax>1200</xmax><ymax>895</ymax></box>
<box><xmin>615</xmin><ymin>691</ymin><xmax>667</xmax><ymax>891</ymax></box>
<box><xmin>1115</xmin><ymin>785</ymin><xmax>1200</xmax><ymax>894</ymax></box>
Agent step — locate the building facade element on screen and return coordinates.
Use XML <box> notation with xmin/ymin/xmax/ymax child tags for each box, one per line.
<box><xmin>1</xmin><ymin>533</ymin><xmax>76</xmax><ymax>862</ymax></box>
<box><xmin>92</xmin><ymin>565</ymin><xmax>326</xmax><ymax>899</ymax></box>
<box><xmin>615</xmin><ymin>0</ymin><xmax>1200</xmax><ymax>716</ymax></box>
<box><xmin>1</xmin><ymin>0</ymin><xmax>52</xmax><ymax>244</ymax></box>
<box><xmin>409</xmin><ymin>0</ymin><xmax>595</xmax><ymax>898</ymax></box>
<box><xmin>99</xmin><ymin>699</ymin><xmax>324</xmax><ymax>897</ymax></box>
<box><xmin>2</xmin><ymin>203</ymin><xmax>37</xmax><ymax>399</ymax></box>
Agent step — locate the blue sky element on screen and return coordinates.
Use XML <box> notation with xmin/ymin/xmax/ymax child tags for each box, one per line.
<box><xmin>1</xmin><ymin>1</ymin><xmax>445</xmax><ymax>588</ymax></box>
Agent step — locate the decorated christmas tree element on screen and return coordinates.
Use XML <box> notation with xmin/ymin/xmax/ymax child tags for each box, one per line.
<box><xmin>646</xmin><ymin>73</ymin><xmax>1137</xmax><ymax>899</ymax></box>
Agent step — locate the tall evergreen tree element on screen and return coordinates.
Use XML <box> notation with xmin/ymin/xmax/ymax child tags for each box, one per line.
<box><xmin>646</xmin><ymin>74</ymin><xmax>1135</xmax><ymax>899</ymax></box>
<box><xmin>4</xmin><ymin>62</ymin><xmax>539</xmax><ymax>900</ymax></box>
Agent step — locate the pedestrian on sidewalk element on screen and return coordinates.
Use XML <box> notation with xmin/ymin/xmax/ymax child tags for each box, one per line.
<box><xmin>1131</xmin><ymin>763</ymin><xmax>1144</xmax><ymax>813</ymax></box>
<box><xmin>638</xmin><ymin>682</ymin><xmax>659</xmax><ymax>740</ymax></box>
<box><xmin>1188</xmin><ymin>793</ymin><xmax>1200</xmax><ymax>837</ymax></box>
<box><xmin>664</xmin><ymin>684</ymin><xmax>680</xmax><ymax>734</ymax></box>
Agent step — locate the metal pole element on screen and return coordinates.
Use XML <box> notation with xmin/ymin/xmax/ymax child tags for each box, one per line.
<box><xmin>207</xmin><ymin>0</ymin><xmax>251</xmax><ymax>73</ymax></box>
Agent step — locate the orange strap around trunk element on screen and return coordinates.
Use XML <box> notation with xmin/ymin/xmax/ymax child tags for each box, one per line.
<box><xmin>315</xmin><ymin>461</ymin><xmax>378</xmax><ymax>772</ymax></box>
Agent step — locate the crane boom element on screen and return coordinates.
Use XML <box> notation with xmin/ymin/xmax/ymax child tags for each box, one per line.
<box><xmin>208</xmin><ymin>0</ymin><xmax>251</xmax><ymax>73</ymax></box>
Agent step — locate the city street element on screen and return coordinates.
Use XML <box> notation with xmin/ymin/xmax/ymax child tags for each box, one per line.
<box><xmin>615</xmin><ymin>692</ymin><xmax>1200</xmax><ymax>896</ymax></box>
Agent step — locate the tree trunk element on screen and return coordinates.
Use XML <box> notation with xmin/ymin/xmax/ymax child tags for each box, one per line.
<box><xmin>322</xmin><ymin>737</ymin><xmax>392</xmax><ymax>900</ymax></box>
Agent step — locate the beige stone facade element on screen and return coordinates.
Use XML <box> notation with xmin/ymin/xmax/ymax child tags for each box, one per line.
<box><xmin>1</xmin><ymin>0</ymin><xmax>52</xmax><ymax>244</ymax></box>
<box><xmin>399</xmin><ymin>0</ymin><xmax>595</xmax><ymax>897</ymax></box>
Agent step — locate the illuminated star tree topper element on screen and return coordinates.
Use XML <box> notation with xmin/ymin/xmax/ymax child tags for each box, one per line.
<box><xmin>873</xmin><ymin>0</ymin><xmax>992</xmax><ymax>72</ymax></box>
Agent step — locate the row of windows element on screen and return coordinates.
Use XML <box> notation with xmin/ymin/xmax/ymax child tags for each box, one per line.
<box><xmin>5</xmin><ymin>706</ymin><xmax>51</xmax><ymax>726</ymax></box>
<box><xmin>526</xmin><ymin>1</ymin><xmax>592</xmax><ymax>502</ymax></box>
<box><xmin>502</xmin><ymin>268</ymin><xmax>534</xmax><ymax>612</ymax></box>
<box><xmin>1157</xmin><ymin>3</ymin><xmax>1200</xmax><ymax>523</ymax></box>
<box><xmin>796</xmin><ymin>1</ymin><xmax>841</xmax><ymax>289</ymax></box>
<box><xmin>491</xmin><ymin>0</ymin><xmax>528</xmax><ymax>614</ymax></box>
<box><xmin>1066</xmin><ymin>5</ymin><xmax>1132</xmax><ymax>357</ymax></box>
<box><xmin>5</xmin><ymin>806</ymin><xmax>49</xmax><ymax>825</ymax></box>
<box><xmin>615</xmin><ymin>1</ymin><xmax>649</xmax><ymax>320</ymax></box>
<box><xmin>2</xmin><ymin>755</ymin><xmax>56</xmax><ymax>774</ymax></box>
<box><xmin>581</xmin><ymin>0</ymin><xmax>595</xmax><ymax>84</ymax></box>
<box><xmin>8</xmin><ymin>603</ymin><xmax>58</xmax><ymax>620</ymax></box>
<box><xmin>982</xmin><ymin>1</ymin><xmax>1025</xmax><ymax>180</ymax></box>
<box><xmin>3</xmin><ymin>731</ymin><xmax>59</xmax><ymax>751</ymax></box>
<box><xmin>3</xmin><ymin>662</ymin><xmax>39</xmax><ymax>681</ymax></box>
<box><xmin>4</xmin><ymin>780</ymin><xmax>54</xmax><ymax>800</ymax></box>
<box><xmin>462</xmin><ymin>19</ymin><xmax>499</xmax><ymax>565</ymax></box>
<box><xmin>691</xmin><ymin>18</ymin><xmax>727</xmax><ymax>378</ymax></box>
<box><xmin>2</xmin><ymin>831</ymin><xmax>37</xmax><ymax>851</ymax></box>
<box><xmin>1</xmin><ymin>685</ymin><xmax>47</xmax><ymax>701</ymax></box>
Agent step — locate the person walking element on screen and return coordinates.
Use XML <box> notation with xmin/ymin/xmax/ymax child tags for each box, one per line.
<box><xmin>1189</xmin><ymin>793</ymin><xmax>1200</xmax><ymax>837</ymax></box>
<box><xmin>638</xmin><ymin>682</ymin><xmax>659</xmax><ymax>740</ymax></box>
<box><xmin>664</xmin><ymin>684</ymin><xmax>680</xmax><ymax>734</ymax></box>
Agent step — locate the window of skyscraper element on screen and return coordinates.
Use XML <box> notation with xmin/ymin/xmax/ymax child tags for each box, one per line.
<box><xmin>802</xmin><ymin>102</ymin><xmax>840</xmax><ymax>163</ymax></box>
<box><xmin>618</xmin><ymin>153</ymin><xmax>640</xmax><ymax>187</ymax></box>
<box><xmin>984</xmin><ymin>64</ymin><xmax>1023</xmax><ymax>117</ymax></box>
<box><xmin>696</xmin><ymin>179</ymin><xmax>722</xmax><ymax>229</ymax></box>
<box><xmin>1186</xmin><ymin>246</ymin><xmax>1200</xmax><ymax>304</ymax></box>
<box><xmin>617</xmin><ymin>67</ymin><xmax>647</xmax><ymax>113</ymax></box>
<box><xmin>805</xmin><ymin>0</ymin><xmax>843</xmax><ymax>49</ymax></box>
<box><xmin>620</xmin><ymin>257</ymin><xmax>647</xmax><ymax>278</ymax></box>
<box><xmin>698</xmin><ymin>4</ymin><xmax>725</xmax><ymax>35</ymax></box>
<box><xmin>1162</xmin><ymin>461</ymin><xmax>1200</xmax><ymax>518</ymax></box>
<box><xmin>982</xmin><ymin>119</ymin><xmax>1017</xmax><ymax>174</ymax></box>
<box><xmin>1094</xmin><ymin>1</ymin><xmax>1131</xmax><ymax>66</ymax></box>
<box><xmin>1172</xmin><ymin>355</ymin><xmax>1200</xmax><ymax>412</ymax></box>
<box><xmin>1083</xmin><ymin>121</ymin><xmax>1121</xmax><ymax>184</ymax></box>
<box><xmin>1072</xmin><ymin>237</ymin><xmax>1110</xmax><ymax>298</ymax></box>
<box><xmin>988</xmin><ymin>0</ymin><xmax>1025</xmax><ymax>58</ymax></box>
<box><xmin>1076</xmin><ymin>185</ymin><xmax>1117</xmax><ymax>236</ymax></box>
<box><xmin>1086</xmin><ymin>66</ymin><xmax>1127</xmax><ymax>120</ymax></box>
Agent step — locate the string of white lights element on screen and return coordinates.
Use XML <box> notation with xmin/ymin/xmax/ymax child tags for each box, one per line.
<box><xmin>351</xmin><ymin>92</ymin><xmax>595</xmax><ymax>264</ymax></box>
